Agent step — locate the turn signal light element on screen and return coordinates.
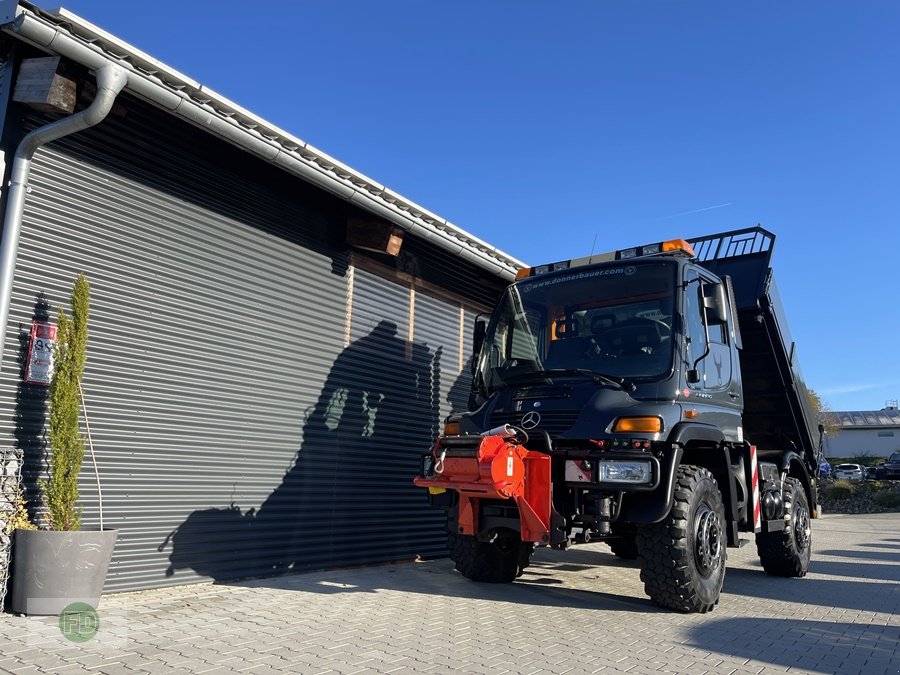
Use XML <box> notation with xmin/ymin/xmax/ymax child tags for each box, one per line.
<box><xmin>515</xmin><ymin>267</ymin><xmax>532</xmax><ymax>280</ymax></box>
<box><xmin>612</xmin><ymin>417</ymin><xmax>662</xmax><ymax>433</ymax></box>
<box><xmin>443</xmin><ymin>420</ymin><xmax>460</xmax><ymax>436</ymax></box>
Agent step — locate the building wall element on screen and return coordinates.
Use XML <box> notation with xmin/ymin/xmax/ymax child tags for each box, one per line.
<box><xmin>823</xmin><ymin>429</ymin><xmax>900</xmax><ymax>459</ymax></box>
<box><xmin>0</xmin><ymin>92</ymin><xmax>499</xmax><ymax>591</ymax></box>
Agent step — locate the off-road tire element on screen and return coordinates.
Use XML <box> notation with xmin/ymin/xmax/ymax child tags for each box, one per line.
<box><xmin>636</xmin><ymin>464</ymin><xmax>727</xmax><ymax>613</ymax></box>
<box><xmin>608</xmin><ymin>523</ymin><xmax>639</xmax><ymax>560</ymax></box>
<box><xmin>448</xmin><ymin>530</ymin><xmax>534</xmax><ymax>583</ymax></box>
<box><xmin>756</xmin><ymin>477</ymin><xmax>811</xmax><ymax>577</ymax></box>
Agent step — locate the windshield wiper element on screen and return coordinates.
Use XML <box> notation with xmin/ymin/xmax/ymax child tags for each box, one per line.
<box><xmin>502</xmin><ymin>368</ymin><xmax>636</xmax><ymax>392</ymax></box>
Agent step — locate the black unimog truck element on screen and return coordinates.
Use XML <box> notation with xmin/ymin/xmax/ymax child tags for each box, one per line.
<box><xmin>416</xmin><ymin>226</ymin><xmax>821</xmax><ymax>613</ymax></box>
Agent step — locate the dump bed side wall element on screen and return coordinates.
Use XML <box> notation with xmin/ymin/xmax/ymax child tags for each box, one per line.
<box><xmin>698</xmin><ymin>254</ymin><xmax>819</xmax><ymax>472</ymax></box>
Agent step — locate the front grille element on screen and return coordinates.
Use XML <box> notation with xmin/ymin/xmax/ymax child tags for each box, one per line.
<box><xmin>490</xmin><ymin>410</ymin><xmax>580</xmax><ymax>438</ymax></box>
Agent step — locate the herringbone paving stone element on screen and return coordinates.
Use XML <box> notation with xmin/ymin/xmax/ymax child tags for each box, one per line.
<box><xmin>1</xmin><ymin>513</ymin><xmax>897</xmax><ymax>674</ymax></box>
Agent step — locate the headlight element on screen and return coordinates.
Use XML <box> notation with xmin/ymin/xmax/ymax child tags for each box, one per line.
<box><xmin>597</xmin><ymin>460</ymin><xmax>652</xmax><ymax>484</ymax></box>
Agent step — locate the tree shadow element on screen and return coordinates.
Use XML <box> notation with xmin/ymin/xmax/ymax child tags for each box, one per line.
<box><xmin>819</xmin><ymin>548</ymin><xmax>900</xmax><ymax>563</ymax></box>
<box><xmin>161</xmin><ymin>321</ymin><xmax>450</xmax><ymax>581</ymax></box>
<box><xmin>3</xmin><ymin>295</ymin><xmax>51</xmax><ymax>609</ymax></box>
<box><xmin>724</xmin><ymin>567</ymin><xmax>900</xmax><ymax>614</ymax></box>
<box><xmin>809</xmin><ymin>559</ymin><xmax>900</xmax><ymax>583</ymax></box>
<box><xmin>685</xmin><ymin>618</ymin><xmax>900</xmax><ymax>673</ymax></box>
<box><xmin>859</xmin><ymin>542</ymin><xmax>900</xmax><ymax>551</ymax></box>
<box><xmin>13</xmin><ymin>294</ymin><xmax>52</xmax><ymax>520</ymax></box>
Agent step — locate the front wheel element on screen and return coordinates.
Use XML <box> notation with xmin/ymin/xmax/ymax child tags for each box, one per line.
<box><xmin>448</xmin><ymin>529</ymin><xmax>534</xmax><ymax>583</ymax></box>
<box><xmin>756</xmin><ymin>477</ymin><xmax>811</xmax><ymax>577</ymax></box>
<box><xmin>636</xmin><ymin>465</ymin><xmax>727</xmax><ymax>613</ymax></box>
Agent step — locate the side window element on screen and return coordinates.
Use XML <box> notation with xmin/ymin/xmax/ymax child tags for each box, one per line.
<box><xmin>699</xmin><ymin>274</ymin><xmax>733</xmax><ymax>390</ymax></box>
<box><xmin>702</xmin><ymin>276</ymin><xmax>728</xmax><ymax>346</ymax></box>
<box><xmin>684</xmin><ymin>271</ymin><xmax>707</xmax><ymax>387</ymax></box>
<box><xmin>508</xmin><ymin>307</ymin><xmax>542</xmax><ymax>361</ymax></box>
<box><xmin>708</xmin><ymin>318</ymin><xmax>727</xmax><ymax>345</ymax></box>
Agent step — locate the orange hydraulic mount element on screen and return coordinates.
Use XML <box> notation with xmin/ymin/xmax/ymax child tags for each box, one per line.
<box><xmin>414</xmin><ymin>431</ymin><xmax>552</xmax><ymax>543</ymax></box>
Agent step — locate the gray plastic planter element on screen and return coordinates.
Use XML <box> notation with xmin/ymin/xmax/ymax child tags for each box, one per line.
<box><xmin>10</xmin><ymin>529</ymin><xmax>117</xmax><ymax>616</ymax></box>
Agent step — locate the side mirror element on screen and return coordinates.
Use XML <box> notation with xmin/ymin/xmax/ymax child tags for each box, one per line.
<box><xmin>701</xmin><ymin>282</ymin><xmax>728</xmax><ymax>326</ymax></box>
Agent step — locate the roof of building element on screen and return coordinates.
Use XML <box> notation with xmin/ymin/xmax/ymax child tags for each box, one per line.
<box><xmin>828</xmin><ymin>407</ymin><xmax>900</xmax><ymax>429</ymax></box>
<box><xmin>1</xmin><ymin>1</ymin><xmax>526</xmax><ymax>280</ymax></box>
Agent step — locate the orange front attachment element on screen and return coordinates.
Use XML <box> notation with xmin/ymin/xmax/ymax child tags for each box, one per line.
<box><xmin>414</xmin><ymin>435</ymin><xmax>552</xmax><ymax>543</ymax></box>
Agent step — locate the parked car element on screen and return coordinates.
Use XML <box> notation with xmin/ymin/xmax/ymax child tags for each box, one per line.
<box><xmin>865</xmin><ymin>466</ymin><xmax>879</xmax><ymax>480</ymax></box>
<box><xmin>834</xmin><ymin>463</ymin><xmax>865</xmax><ymax>481</ymax></box>
<box><xmin>882</xmin><ymin>452</ymin><xmax>900</xmax><ymax>480</ymax></box>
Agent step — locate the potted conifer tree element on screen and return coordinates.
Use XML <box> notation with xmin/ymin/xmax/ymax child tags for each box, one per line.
<box><xmin>11</xmin><ymin>274</ymin><xmax>117</xmax><ymax>615</ymax></box>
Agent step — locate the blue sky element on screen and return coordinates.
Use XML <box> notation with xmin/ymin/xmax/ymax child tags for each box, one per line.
<box><xmin>57</xmin><ymin>1</ymin><xmax>900</xmax><ymax>412</ymax></box>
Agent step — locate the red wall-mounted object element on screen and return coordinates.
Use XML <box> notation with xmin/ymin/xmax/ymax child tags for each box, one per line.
<box><xmin>24</xmin><ymin>321</ymin><xmax>56</xmax><ymax>386</ymax></box>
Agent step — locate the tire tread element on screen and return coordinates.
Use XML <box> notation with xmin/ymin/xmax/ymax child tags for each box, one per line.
<box><xmin>756</xmin><ymin>477</ymin><xmax>811</xmax><ymax>577</ymax></box>
<box><xmin>636</xmin><ymin>465</ymin><xmax>726</xmax><ymax>613</ymax></box>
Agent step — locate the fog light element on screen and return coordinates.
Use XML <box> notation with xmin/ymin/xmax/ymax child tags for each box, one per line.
<box><xmin>597</xmin><ymin>461</ymin><xmax>652</xmax><ymax>484</ymax></box>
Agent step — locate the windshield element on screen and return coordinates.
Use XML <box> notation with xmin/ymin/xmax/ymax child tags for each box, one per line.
<box><xmin>477</xmin><ymin>261</ymin><xmax>676</xmax><ymax>392</ymax></box>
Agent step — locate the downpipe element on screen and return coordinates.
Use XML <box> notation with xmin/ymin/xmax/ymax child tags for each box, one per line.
<box><xmin>0</xmin><ymin>63</ymin><xmax>127</xmax><ymax>371</ymax></box>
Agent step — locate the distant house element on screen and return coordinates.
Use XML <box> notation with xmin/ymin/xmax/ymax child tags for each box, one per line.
<box><xmin>822</xmin><ymin>404</ymin><xmax>900</xmax><ymax>459</ymax></box>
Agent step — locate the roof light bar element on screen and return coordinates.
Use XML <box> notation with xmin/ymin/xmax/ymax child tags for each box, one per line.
<box><xmin>516</xmin><ymin>237</ymin><xmax>696</xmax><ymax>279</ymax></box>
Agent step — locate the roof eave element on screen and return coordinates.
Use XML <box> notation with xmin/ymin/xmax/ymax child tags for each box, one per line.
<box><xmin>1</xmin><ymin>1</ymin><xmax>525</xmax><ymax>280</ymax></box>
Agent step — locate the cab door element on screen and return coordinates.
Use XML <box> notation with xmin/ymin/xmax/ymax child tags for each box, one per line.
<box><xmin>683</xmin><ymin>268</ymin><xmax>742</xmax><ymax>439</ymax></box>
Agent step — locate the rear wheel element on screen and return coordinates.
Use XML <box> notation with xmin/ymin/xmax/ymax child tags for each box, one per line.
<box><xmin>756</xmin><ymin>477</ymin><xmax>811</xmax><ymax>577</ymax></box>
<box><xmin>449</xmin><ymin>529</ymin><xmax>534</xmax><ymax>583</ymax></box>
<box><xmin>636</xmin><ymin>465</ymin><xmax>726</xmax><ymax>613</ymax></box>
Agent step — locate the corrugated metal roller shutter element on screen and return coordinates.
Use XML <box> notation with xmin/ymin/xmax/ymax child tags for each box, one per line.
<box><xmin>0</xmin><ymin>94</ymin><xmax>505</xmax><ymax>592</ymax></box>
<box><xmin>340</xmin><ymin>265</ymin><xmax>447</xmax><ymax>559</ymax></box>
<box><xmin>414</xmin><ymin>292</ymin><xmax>465</xmax><ymax>423</ymax></box>
<box><xmin>0</xmin><ymin>103</ymin><xmax>359</xmax><ymax>590</ymax></box>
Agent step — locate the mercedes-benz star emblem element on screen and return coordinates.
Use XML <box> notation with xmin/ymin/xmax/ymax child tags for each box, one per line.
<box><xmin>520</xmin><ymin>411</ymin><xmax>541</xmax><ymax>430</ymax></box>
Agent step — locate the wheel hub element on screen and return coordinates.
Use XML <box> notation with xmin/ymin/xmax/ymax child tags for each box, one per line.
<box><xmin>694</xmin><ymin>504</ymin><xmax>723</xmax><ymax>577</ymax></box>
<box><xmin>793</xmin><ymin>504</ymin><xmax>811</xmax><ymax>551</ymax></box>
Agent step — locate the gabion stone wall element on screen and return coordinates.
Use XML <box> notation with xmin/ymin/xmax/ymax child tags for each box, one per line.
<box><xmin>0</xmin><ymin>447</ymin><xmax>23</xmax><ymax>608</ymax></box>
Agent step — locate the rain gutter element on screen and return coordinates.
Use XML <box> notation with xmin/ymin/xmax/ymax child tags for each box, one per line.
<box><xmin>0</xmin><ymin>60</ymin><xmax>127</xmax><ymax>371</ymax></box>
<box><xmin>0</xmin><ymin>2</ymin><xmax>524</xmax><ymax>281</ymax></box>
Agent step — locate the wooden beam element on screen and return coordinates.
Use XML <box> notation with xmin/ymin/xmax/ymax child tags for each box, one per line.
<box><xmin>13</xmin><ymin>56</ymin><xmax>76</xmax><ymax>114</ymax></box>
<box><xmin>346</xmin><ymin>217</ymin><xmax>404</xmax><ymax>257</ymax></box>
